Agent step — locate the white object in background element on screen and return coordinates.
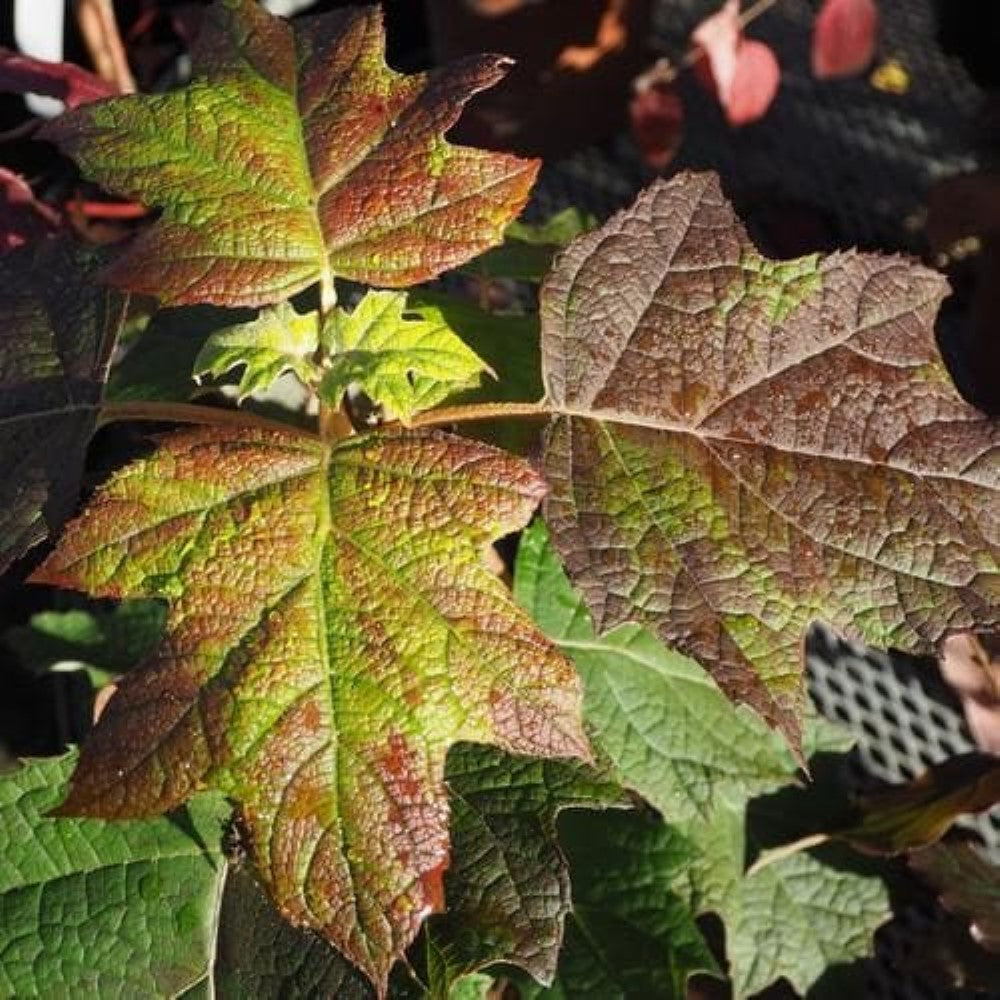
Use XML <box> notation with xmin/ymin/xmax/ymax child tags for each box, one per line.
<box><xmin>14</xmin><ymin>0</ymin><xmax>66</xmax><ymax>117</ymax></box>
<box><xmin>262</xmin><ymin>0</ymin><xmax>319</xmax><ymax>16</ymax></box>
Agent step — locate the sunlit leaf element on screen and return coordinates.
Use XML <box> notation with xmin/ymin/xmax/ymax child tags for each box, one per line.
<box><xmin>34</xmin><ymin>425</ymin><xmax>588</xmax><ymax>992</ymax></box>
<box><xmin>194</xmin><ymin>302</ymin><xmax>320</xmax><ymax>402</ymax></box>
<box><xmin>40</xmin><ymin>0</ymin><xmax>538</xmax><ymax>306</ymax></box>
<box><xmin>540</xmin><ymin>172</ymin><xmax>998</xmax><ymax>755</ymax></box>
<box><xmin>320</xmin><ymin>292</ymin><xmax>488</xmax><ymax>421</ymax></box>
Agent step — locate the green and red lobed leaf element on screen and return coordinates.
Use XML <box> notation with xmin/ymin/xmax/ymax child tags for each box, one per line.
<box><xmin>41</xmin><ymin>0</ymin><xmax>539</xmax><ymax>307</ymax></box>
<box><xmin>34</xmin><ymin>426</ymin><xmax>589</xmax><ymax>992</ymax></box>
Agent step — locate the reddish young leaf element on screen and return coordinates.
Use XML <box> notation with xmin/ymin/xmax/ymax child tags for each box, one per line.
<box><xmin>812</xmin><ymin>0</ymin><xmax>879</xmax><ymax>80</ymax></box>
<box><xmin>540</xmin><ymin>172</ymin><xmax>998</xmax><ymax>755</ymax></box>
<box><xmin>0</xmin><ymin>48</ymin><xmax>118</xmax><ymax>109</ymax></box>
<box><xmin>40</xmin><ymin>0</ymin><xmax>539</xmax><ymax>307</ymax></box>
<box><xmin>34</xmin><ymin>425</ymin><xmax>588</xmax><ymax>994</ymax></box>
<box><xmin>692</xmin><ymin>0</ymin><xmax>780</xmax><ymax>126</ymax></box>
<box><xmin>629</xmin><ymin>75</ymin><xmax>684</xmax><ymax>171</ymax></box>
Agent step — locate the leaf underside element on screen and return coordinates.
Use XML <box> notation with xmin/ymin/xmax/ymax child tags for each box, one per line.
<box><xmin>33</xmin><ymin>425</ymin><xmax>589</xmax><ymax>993</ymax></box>
<box><xmin>40</xmin><ymin>0</ymin><xmax>539</xmax><ymax>307</ymax></box>
<box><xmin>540</xmin><ymin>171</ymin><xmax>998</xmax><ymax>754</ymax></box>
<box><xmin>0</xmin><ymin>240</ymin><xmax>125</xmax><ymax>573</ymax></box>
<box><xmin>688</xmin><ymin>802</ymin><xmax>890</xmax><ymax>996</ymax></box>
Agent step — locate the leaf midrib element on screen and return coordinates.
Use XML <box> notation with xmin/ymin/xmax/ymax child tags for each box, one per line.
<box><xmin>557</xmin><ymin>404</ymin><xmax>993</xmax><ymax>487</ymax></box>
<box><xmin>564</xmin><ymin>413</ymin><xmax>993</xmax><ymax>591</ymax></box>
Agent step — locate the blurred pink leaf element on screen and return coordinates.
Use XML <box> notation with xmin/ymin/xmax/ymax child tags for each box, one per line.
<box><xmin>630</xmin><ymin>71</ymin><xmax>684</xmax><ymax>170</ymax></box>
<box><xmin>812</xmin><ymin>0</ymin><xmax>879</xmax><ymax>79</ymax></box>
<box><xmin>692</xmin><ymin>0</ymin><xmax>780</xmax><ymax>126</ymax></box>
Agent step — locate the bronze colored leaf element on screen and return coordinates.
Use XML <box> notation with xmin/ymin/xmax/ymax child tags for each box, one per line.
<box><xmin>540</xmin><ymin>172</ymin><xmax>998</xmax><ymax>754</ymax></box>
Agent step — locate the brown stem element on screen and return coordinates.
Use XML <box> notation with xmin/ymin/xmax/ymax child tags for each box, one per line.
<box><xmin>402</xmin><ymin>400</ymin><xmax>552</xmax><ymax>430</ymax></box>
<box><xmin>97</xmin><ymin>400</ymin><xmax>318</xmax><ymax>439</ymax></box>
<box><xmin>75</xmin><ymin>0</ymin><xmax>136</xmax><ymax>93</ymax></box>
<box><xmin>313</xmin><ymin>268</ymin><xmax>356</xmax><ymax>442</ymax></box>
<box><xmin>319</xmin><ymin>404</ymin><xmax>354</xmax><ymax>441</ymax></box>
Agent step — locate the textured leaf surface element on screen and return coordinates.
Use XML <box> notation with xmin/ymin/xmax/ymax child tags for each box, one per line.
<box><xmin>40</xmin><ymin>0</ymin><xmax>538</xmax><ymax>306</ymax></box>
<box><xmin>194</xmin><ymin>303</ymin><xmax>320</xmax><ymax>402</ymax></box>
<box><xmin>0</xmin><ymin>240</ymin><xmax>125</xmax><ymax>573</ymax></box>
<box><xmin>514</xmin><ymin>521</ymin><xmax>797</xmax><ymax>824</ymax></box>
<box><xmin>425</xmin><ymin>745</ymin><xmax>625</xmax><ymax>987</ymax></box>
<box><xmin>0</xmin><ymin>754</ymin><xmax>228</xmax><ymax>998</ymax></box>
<box><xmin>321</xmin><ymin>292</ymin><xmax>488</xmax><ymax>421</ymax></box>
<box><xmin>195</xmin><ymin>292</ymin><xmax>490</xmax><ymax>418</ymax></box>
<box><xmin>541</xmin><ymin>172</ymin><xmax>999</xmax><ymax>753</ymax></box>
<box><xmin>34</xmin><ymin>425</ymin><xmax>588</xmax><ymax>992</ymax></box>
<box><xmin>211</xmin><ymin>866</ymin><xmax>375</xmax><ymax>998</ymax></box>
<box><xmin>534</xmin><ymin>810</ymin><xmax>719</xmax><ymax>999</ymax></box>
<box><xmin>910</xmin><ymin>842</ymin><xmax>1000</xmax><ymax>953</ymax></box>
<box><xmin>680</xmin><ymin>803</ymin><xmax>890</xmax><ymax>996</ymax></box>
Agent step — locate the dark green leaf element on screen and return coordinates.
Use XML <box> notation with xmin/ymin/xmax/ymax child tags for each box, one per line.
<box><xmin>0</xmin><ymin>240</ymin><xmax>125</xmax><ymax>571</ymax></box>
<box><xmin>424</xmin><ymin>745</ymin><xmax>625</xmax><ymax>988</ymax></box>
